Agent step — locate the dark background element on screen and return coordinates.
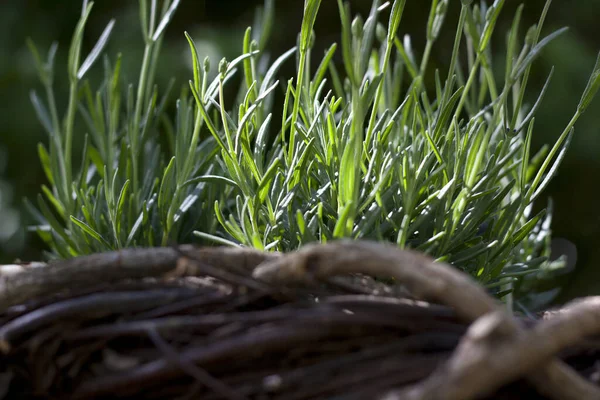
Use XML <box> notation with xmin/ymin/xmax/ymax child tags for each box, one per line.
<box><xmin>0</xmin><ymin>0</ymin><xmax>599</xmax><ymax>302</ymax></box>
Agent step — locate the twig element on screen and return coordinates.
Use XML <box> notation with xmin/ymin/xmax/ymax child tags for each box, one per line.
<box><xmin>322</xmin><ymin>295</ymin><xmax>456</xmax><ymax>319</ymax></box>
<box><xmin>253</xmin><ymin>240</ymin><xmax>600</xmax><ymax>400</ymax></box>
<box><xmin>258</xmin><ymin>334</ymin><xmax>458</xmax><ymax>398</ymax></box>
<box><xmin>4</xmin><ymin>239</ymin><xmax>600</xmax><ymax>399</ymax></box>
<box><xmin>0</xmin><ymin>247</ymin><xmax>180</xmax><ymax>312</ymax></box>
<box><xmin>0</xmin><ymin>289</ymin><xmax>199</xmax><ymax>353</ymax></box>
<box><xmin>146</xmin><ymin>328</ymin><xmax>248</xmax><ymax>400</ymax></box>
<box><xmin>130</xmin><ymin>291</ymin><xmax>235</xmax><ymax>320</ymax></box>
<box><xmin>67</xmin><ymin>307</ymin><xmax>341</xmax><ymax>340</ymax></box>
<box><xmin>253</xmin><ymin>241</ymin><xmax>499</xmax><ymax>322</ymax></box>
<box><xmin>0</xmin><ymin>245</ymin><xmax>275</xmax><ymax>312</ymax></box>
<box><xmin>72</xmin><ymin>323</ymin><xmax>363</xmax><ymax>398</ymax></box>
<box><xmin>386</xmin><ymin>297</ymin><xmax>600</xmax><ymax>400</ymax></box>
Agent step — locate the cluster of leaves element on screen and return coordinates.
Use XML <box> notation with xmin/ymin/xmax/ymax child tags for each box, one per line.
<box><xmin>27</xmin><ymin>0</ymin><xmax>223</xmax><ymax>257</ymax></box>
<box><xmin>28</xmin><ymin>0</ymin><xmax>600</xmax><ymax>304</ymax></box>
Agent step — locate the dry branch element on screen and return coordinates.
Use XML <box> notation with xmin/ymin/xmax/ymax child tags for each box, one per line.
<box><xmin>253</xmin><ymin>240</ymin><xmax>600</xmax><ymax>400</ymax></box>
<box><xmin>0</xmin><ymin>245</ymin><xmax>276</xmax><ymax>312</ymax></box>
<box><xmin>1</xmin><ymin>240</ymin><xmax>600</xmax><ymax>399</ymax></box>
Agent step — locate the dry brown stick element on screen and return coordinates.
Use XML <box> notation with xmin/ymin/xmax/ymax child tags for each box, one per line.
<box><xmin>70</xmin><ymin>308</ymin><xmax>442</xmax><ymax>345</ymax></box>
<box><xmin>529</xmin><ymin>297</ymin><xmax>600</xmax><ymax>400</ymax></box>
<box><xmin>281</xmin><ymin>354</ymin><xmax>447</xmax><ymax>400</ymax></box>
<box><xmin>146</xmin><ymin>328</ymin><xmax>248</xmax><ymax>400</ymax></box>
<box><xmin>4</xmin><ymin>240</ymin><xmax>598</xmax><ymax>399</ymax></box>
<box><xmin>66</xmin><ymin>307</ymin><xmax>341</xmax><ymax>339</ymax></box>
<box><xmin>0</xmin><ymin>289</ymin><xmax>201</xmax><ymax>353</ymax></box>
<box><xmin>322</xmin><ymin>295</ymin><xmax>456</xmax><ymax>319</ymax></box>
<box><xmin>385</xmin><ymin>297</ymin><xmax>600</xmax><ymax>400</ymax></box>
<box><xmin>0</xmin><ymin>245</ymin><xmax>275</xmax><ymax>312</ymax></box>
<box><xmin>72</xmin><ymin>322</ymin><xmax>364</xmax><ymax>398</ymax></box>
<box><xmin>254</xmin><ymin>241</ymin><xmax>502</xmax><ymax>322</ymax></box>
<box><xmin>252</xmin><ymin>240</ymin><xmax>600</xmax><ymax>400</ymax></box>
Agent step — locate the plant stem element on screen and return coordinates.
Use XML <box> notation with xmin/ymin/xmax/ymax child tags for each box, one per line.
<box><xmin>218</xmin><ymin>79</ymin><xmax>235</xmax><ymax>154</ymax></box>
<box><xmin>63</xmin><ymin>80</ymin><xmax>79</xmax><ymax>214</ymax></box>
<box><xmin>131</xmin><ymin>43</ymin><xmax>154</xmax><ymax>197</ymax></box>
<box><xmin>365</xmin><ymin>33</ymin><xmax>396</xmax><ymax>153</ymax></box>
<box><xmin>288</xmin><ymin>48</ymin><xmax>307</xmax><ymax>175</ymax></box>
<box><xmin>419</xmin><ymin>40</ymin><xmax>434</xmax><ymax>77</ymax></box>
<box><xmin>453</xmin><ymin>56</ymin><xmax>481</xmax><ymax>121</ymax></box>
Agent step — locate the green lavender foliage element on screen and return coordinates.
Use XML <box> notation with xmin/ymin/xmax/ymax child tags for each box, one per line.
<box><xmin>189</xmin><ymin>0</ymin><xmax>600</xmax><ymax>291</ymax></box>
<box><xmin>27</xmin><ymin>0</ymin><xmax>225</xmax><ymax>258</ymax></box>
<box><xmin>29</xmin><ymin>0</ymin><xmax>600</xmax><ymax>302</ymax></box>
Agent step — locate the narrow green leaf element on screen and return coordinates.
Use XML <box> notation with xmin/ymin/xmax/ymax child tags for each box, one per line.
<box><xmin>301</xmin><ymin>0</ymin><xmax>322</xmax><ymax>53</ymax></box>
<box><xmin>183</xmin><ymin>175</ymin><xmax>238</xmax><ymax>188</ymax></box>
<box><xmin>433</xmin><ymin>86</ymin><xmax>463</xmax><ymax>140</ymax></box>
<box><xmin>578</xmin><ymin>51</ymin><xmax>600</xmax><ymax>113</ymax></box>
<box><xmin>41</xmin><ymin>185</ymin><xmax>65</xmax><ymax>219</ymax></box>
<box><xmin>520</xmin><ymin>118</ymin><xmax>534</xmax><ymax>191</ymax></box>
<box><xmin>158</xmin><ymin>156</ymin><xmax>176</xmax><ymax>220</ymax></box>
<box><xmin>260</xmin><ymin>47</ymin><xmax>296</xmax><ymax>95</ymax></box>
<box><xmin>337</xmin><ymin>0</ymin><xmax>355</xmax><ymax>84</ymax></box>
<box><xmin>387</xmin><ymin>0</ymin><xmax>407</xmax><ymax>41</ymax></box>
<box><xmin>152</xmin><ymin>0</ymin><xmax>181</xmax><ymax>42</ymax></box>
<box><xmin>512</xmin><ymin>27</ymin><xmax>568</xmax><ymax>82</ymax></box>
<box><xmin>77</xmin><ymin>19</ymin><xmax>115</xmax><ymax>79</ymax></box>
<box><xmin>311</xmin><ymin>43</ymin><xmax>337</xmax><ymax>97</ymax></box>
<box><xmin>531</xmin><ymin>128</ymin><xmax>573</xmax><ymax>201</ymax></box>
<box><xmin>242</xmin><ymin>27</ymin><xmax>255</xmax><ymax>95</ymax></box>
<box><xmin>257</xmin><ymin>158</ymin><xmax>281</xmax><ymax>203</ymax></box>
<box><xmin>478</xmin><ymin>0</ymin><xmax>504</xmax><ymax>52</ymax></box>
<box><xmin>115</xmin><ymin>179</ymin><xmax>130</xmax><ymax>244</ymax></box>
<box><xmin>67</xmin><ymin>1</ymin><xmax>94</xmax><ymax>79</ymax></box>
<box><xmin>516</xmin><ymin>68</ymin><xmax>553</xmax><ymax>133</ymax></box>
<box><xmin>184</xmin><ymin>32</ymin><xmax>201</xmax><ymax>90</ymax></box>
<box><xmin>333</xmin><ymin>201</ymin><xmax>354</xmax><ymax>238</ymax></box>
<box><xmin>512</xmin><ymin>210</ymin><xmax>545</xmax><ymax>246</ymax></box>
<box><xmin>193</xmin><ymin>231</ymin><xmax>241</xmax><ymax>247</ymax></box>
<box><xmin>37</xmin><ymin>143</ymin><xmax>55</xmax><ymax>186</ymax></box>
<box><xmin>296</xmin><ymin>209</ymin><xmax>306</xmax><ymax>236</ymax></box>
<box><xmin>358</xmin><ymin>0</ymin><xmax>382</xmax><ymax>76</ymax></box>
<box><xmin>37</xmin><ymin>194</ymin><xmax>76</xmax><ymax>250</ymax></box>
<box><xmin>30</xmin><ymin>91</ymin><xmax>54</xmax><ymax>135</ymax></box>
<box><xmin>71</xmin><ymin>215</ymin><xmax>112</xmax><ymax>249</ymax></box>
<box><xmin>205</xmin><ymin>51</ymin><xmax>259</xmax><ymax>100</ymax></box>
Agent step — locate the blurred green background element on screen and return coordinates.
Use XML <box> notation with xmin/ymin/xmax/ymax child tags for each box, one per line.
<box><xmin>0</xmin><ymin>0</ymin><xmax>598</xmax><ymax>302</ymax></box>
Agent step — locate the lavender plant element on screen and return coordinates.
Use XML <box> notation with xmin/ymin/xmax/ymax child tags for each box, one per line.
<box><xmin>28</xmin><ymin>0</ymin><xmax>600</xmax><ymax>306</ymax></box>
